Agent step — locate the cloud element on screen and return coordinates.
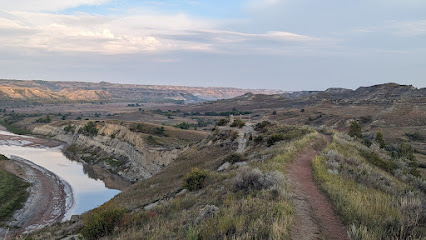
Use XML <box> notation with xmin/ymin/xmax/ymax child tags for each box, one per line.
<box><xmin>351</xmin><ymin>20</ymin><xmax>426</xmax><ymax>37</ymax></box>
<box><xmin>245</xmin><ymin>0</ymin><xmax>283</xmax><ymax>10</ymax></box>
<box><xmin>0</xmin><ymin>10</ymin><xmax>323</xmax><ymax>55</ymax></box>
<box><xmin>0</xmin><ymin>0</ymin><xmax>111</xmax><ymax>12</ymax></box>
<box><xmin>391</xmin><ymin>20</ymin><xmax>426</xmax><ymax>36</ymax></box>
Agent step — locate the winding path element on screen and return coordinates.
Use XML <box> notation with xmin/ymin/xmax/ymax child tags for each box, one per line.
<box><xmin>287</xmin><ymin>135</ymin><xmax>348</xmax><ymax>240</ymax></box>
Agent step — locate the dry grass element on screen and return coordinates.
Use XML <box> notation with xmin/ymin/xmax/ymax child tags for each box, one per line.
<box><xmin>25</xmin><ymin>123</ymin><xmax>317</xmax><ymax>239</ymax></box>
<box><xmin>87</xmin><ymin>124</ymin><xmax>317</xmax><ymax>239</ymax></box>
<box><xmin>313</xmin><ymin>133</ymin><xmax>425</xmax><ymax>239</ymax></box>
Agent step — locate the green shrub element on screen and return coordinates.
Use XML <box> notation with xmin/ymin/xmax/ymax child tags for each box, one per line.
<box><xmin>232</xmin><ymin>168</ymin><xmax>284</xmax><ymax>193</ymax></box>
<box><xmin>362</xmin><ymin>138</ymin><xmax>372</xmax><ymax>147</ymax></box>
<box><xmin>360</xmin><ymin>150</ymin><xmax>395</xmax><ymax>172</ymax></box>
<box><xmin>405</xmin><ymin>132</ymin><xmax>424</xmax><ymax>142</ymax></box>
<box><xmin>0</xmin><ymin>154</ymin><xmax>8</xmax><ymax>161</ymax></box>
<box><xmin>131</xmin><ymin>123</ymin><xmax>145</xmax><ymax>133</ymax></box>
<box><xmin>79</xmin><ymin>121</ymin><xmax>98</xmax><ymax>136</ymax></box>
<box><xmin>359</xmin><ymin>116</ymin><xmax>372</xmax><ymax>124</ymax></box>
<box><xmin>145</xmin><ymin>135</ymin><xmax>157</xmax><ymax>145</ymax></box>
<box><xmin>35</xmin><ymin>115</ymin><xmax>51</xmax><ymax>123</ymax></box>
<box><xmin>63</xmin><ymin>124</ymin><xmax>75</xmax><ymax>134</ymax></box>
<box><xmin>175</xmin><ymin>122</ymin><xmax>192</xmax><ymax>130</ymax></box>
<box><xmin>267</xmin><ymin>134</ymin><xmax>285</xmax><ymax>146</ymax></box>
<box><xmin>348</xmin><ymin>121</ymin><xmax>362</xmax><ymax>138</ymax></box>
<box><xmin>81</xmin><ymin>207</ymin><xmax>125</xmax><ymax>240</ymax></box>
<box><xmin>230</xmin><ymin>118</ymin><xmax>245</xmax><ymax>128</ymax></box>
<box><xmin>0</xmin><ymin>119</ymin><xmax>31</xmax><ymax>135</ymax></box>
<box><xmin>224</xmin><ymin>153</ymin><xmax>246</xmax><ymax>164</ymax></box>
<box><xmin>254</xmin><ymin>121</ymin><xmax>271</xmax><ymax>132</ymax></box>
<box><xmin>155</xmin><ymin>126</ymin><xmax>165</xmax><ymax>135</ymax></box>
<box><xmin>217</xmin><ymin>118</ymin><xmax>229</xmax><ymax>126</ymax></box>
<box><xmin>375</xmin><ymin>131</ymin><xmax>386</xmax><ymax>148</ymax></box>
<box><xmin>254</xmin><ymin>135</ymin><xmax>263</xmax><ymax>144</ymax></box>
<box><xmin>183</xmin><ymin>168</ymin><xmax>208</xmax><ymax>191</ymax></box>
<box><xmin>392</xmin><ymin>142</ymin><xmax>416</xmax><ymax>161</ymax></box>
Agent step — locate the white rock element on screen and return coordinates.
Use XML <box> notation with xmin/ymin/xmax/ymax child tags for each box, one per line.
<box><xmin>217</xmin><ymin>162</ymin><xmax>231</xmax><ymax>172</ymax></box>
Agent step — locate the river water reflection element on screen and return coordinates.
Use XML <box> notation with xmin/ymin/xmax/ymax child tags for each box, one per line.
<box><xmin>0</xmin><ymin>130</ymin><xmax>120</xmax><ymax>219</ymax></box>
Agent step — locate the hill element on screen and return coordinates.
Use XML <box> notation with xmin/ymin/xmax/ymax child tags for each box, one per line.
<box><xmin>0</xmin><ymin>79</ymin><xmax>284</xmax><ymax>103</ymax></box>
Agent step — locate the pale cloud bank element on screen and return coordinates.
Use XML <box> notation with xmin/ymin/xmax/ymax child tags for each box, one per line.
<box><xmin>0</xmin><ymin>0</ymin><xmax>111</xmax><ymax>11</ymax></box>
<box><xmin>0</xmin><ymin>10</ymin><xmax>322</xmax><ymax>54</ymax></box>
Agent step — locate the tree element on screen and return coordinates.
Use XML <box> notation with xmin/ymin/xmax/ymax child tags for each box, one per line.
<box><xmin>155</xmin><ymin>126</ymin><xmax>165</xmax><ymax>135</ymax></box>
<box><xmin>375</xmin><ymin>131</ymin><xmax>386</xmax><ymax>148</ymax></box>
<box><xmin>348</xmin><ymin>121</ymin><xmax>362</xmax><ymax>138</ymax></box>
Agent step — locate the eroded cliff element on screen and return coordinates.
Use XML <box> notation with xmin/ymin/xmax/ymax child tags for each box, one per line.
<box><xmin>32</xmin><ymin>121</ymin><xmax>207</xmax><ymax>181</ymax></box>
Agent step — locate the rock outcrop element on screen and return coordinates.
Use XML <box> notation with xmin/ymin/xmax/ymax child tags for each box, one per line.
<box><xmin>32</xmin><ymin>122</ymin><xmax>193</xmax><ymax>181</ymax></box>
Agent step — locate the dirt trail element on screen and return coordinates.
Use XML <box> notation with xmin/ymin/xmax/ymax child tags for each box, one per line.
<box><xmin>287</xmin><ymin>135</ymin><xmax>348</xmax><ymax>240</ymax></box>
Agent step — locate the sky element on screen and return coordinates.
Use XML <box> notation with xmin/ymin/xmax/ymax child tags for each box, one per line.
<box><xmin>0</xmin><ymin>0</ymin><xmax>425</xmax><ymax>91</ymax></box>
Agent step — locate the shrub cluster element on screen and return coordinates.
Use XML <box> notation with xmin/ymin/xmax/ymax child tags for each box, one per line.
<box><xmin>183</xmin><ymin>168</ymin><xmax>209</xmax><ymax>191</ymax></box>
<box><xmin>223</xmin><ymin>153</ymin><xmax>246</xmax><ymax>164</ymax></box>
<box><xmin>405</xmin><ymin>131</ymin><xmax>424</xmax><ymax>142</ymax></box>
<box><xmin>217</xmin><ymin>118</ymin><xmax>229</xmax><ymax>126</ymax></box>
<box><xmin>230</xmin><ymin>118</ymin><xmax>245</xmax><ymax>128</ymax></box>
<box><xmin>63</xmin><ymin>124</ymin><xmax>75</xmax><ymax>134</ymax></box>
<box><xmin>232</xmin><ymin>167</ymin><xmax>284</xmax><ymax>193</ymax></box>
<box><xmin>130</xmin><ymin>123</ymin><xmax>166</xmax><ymax>136</ymax></box>
<box><xmin>155</xmin><ymin>126</ymin><xmax>165</xmax><ymax>135</ymax></box>
<box><xmin>78</xmin><ymin>121</ymin><xmax>98</xmax><ymax>136</ymax></box>
<box><xmin>35</xmin><ymin>115</ymin><xmax>51</xmax><ymax>123</ymax></box>
<box><xmin>81</xmin><ymin>207</ymin><xmax>125</xmax><ymax>240</ymax></box>
<box><xmin>174</xmin><ymin>122</ymin><xmax>193</xmax><ymax>130</ymax></box>
<box><xmin>254</xmin><ymin>121</ymin><xmax>271</xmax><ymax>132</ymax></box>
<box><xmin>267</xmin><ymin>134</ymin><xmax>286</xmax><ymax>146</ymax></box>
<box><xmin>253</xmin><ymin>135</ymin><xmax>263</xmax><ymax>144</ymax></box>
<box><xmin>360</xmin><ymin>150</ymin><xmax>395</xmax><ymax>172</ymax></box>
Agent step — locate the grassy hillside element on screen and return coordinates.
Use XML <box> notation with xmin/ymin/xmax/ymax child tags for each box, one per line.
<box><xmin>92</xmin><ymin>125</ymin><xmax>316</xmax><ymax>239</ymax></box>
<box><xmin>313</xmin><ymin>133</ymin><xmax>425</xmax><ymax>239</ymax></box>
<box><xmin>25</xmin><ymin>122</ymin><xmax>426</xmax><ymax>239</ymax></box>
<box><xmin>30</xmin><ymin>122</ymin><xmax>317</xmax><ymax>239</ymax></box>
<box><xmin>0</xmin><ymin>155</ymin><xmax>30</xmax><ymax>224</ymax></box>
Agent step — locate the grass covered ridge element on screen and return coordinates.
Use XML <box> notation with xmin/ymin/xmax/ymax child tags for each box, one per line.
<box><xmin>313</xmin><ymin>133</ymin><xmax>425</xmax><ymax>239</ymax></box>
<box><xmin>0</xmin><ymin>167</ymin><xmax>30</xmax><ymax>224</ymax></box>
<box><xmin>69</xmin><ymin>123</ymin><xmax>317</xmax><ymax>239</ymax></box>
<box><xmin>0</xmin><ymin>118</ymin><xmax>31</xmax><ymax>135</ymax></box>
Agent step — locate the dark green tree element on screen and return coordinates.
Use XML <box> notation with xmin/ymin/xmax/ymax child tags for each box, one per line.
<box><xmin>348</xmin><ymin>121</ymin><xmax>362</xmax><ymax>138</ymax></box>
<box><xmin>375</xmin><ymin>131</ymin><xmax>386</xmax><ymax>148</ymax></box>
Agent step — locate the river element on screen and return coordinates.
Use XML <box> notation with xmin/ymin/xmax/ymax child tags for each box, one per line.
<box><xmin>0</xmin><ymin>129</ymin><xmax>120</xmax><ymax>220</ymax></box>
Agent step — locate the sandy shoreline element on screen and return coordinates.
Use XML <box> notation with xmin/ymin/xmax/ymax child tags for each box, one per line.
<box><xmin>0</xmin><ymin>130</ymin><xmax>62</xmax><ymax>148</ymax></box>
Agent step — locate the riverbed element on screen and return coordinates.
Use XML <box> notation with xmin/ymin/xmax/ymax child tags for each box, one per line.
<box><xmin>0</xmin><ymin>130</ymin><xmax>121</xmax><ymax>219</ymax></box>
